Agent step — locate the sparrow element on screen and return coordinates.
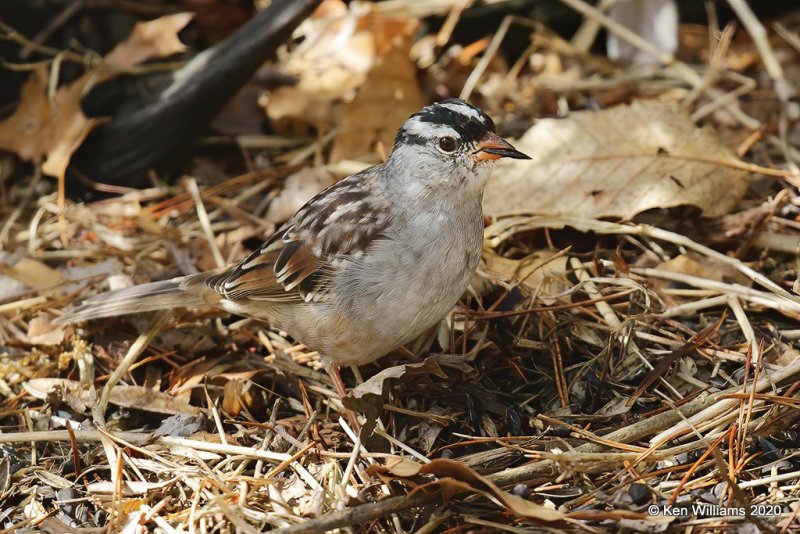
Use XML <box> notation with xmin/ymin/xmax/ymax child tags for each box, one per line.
<box><xmin>57</xmin><ymin>99</ymin><xmax>529</xmax><ymax>377</ymax></box>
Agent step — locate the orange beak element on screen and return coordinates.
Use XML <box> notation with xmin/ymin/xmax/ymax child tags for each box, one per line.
<box><xmin>472</xmin><ymin>132</ymin><xmax>531</xmax><ymax>162</ymax></box>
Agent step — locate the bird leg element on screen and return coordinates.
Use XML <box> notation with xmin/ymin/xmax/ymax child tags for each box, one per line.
<box><xmin>326</xmin><ymin>362</ymin><xmax>361</xmax><ymax>434</ymax></box>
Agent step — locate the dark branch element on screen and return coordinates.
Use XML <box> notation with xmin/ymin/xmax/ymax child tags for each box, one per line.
<box><xmin>71</xmin><ymin>0</ymin><xmax>321</xmax><ymax>186</ymax></box>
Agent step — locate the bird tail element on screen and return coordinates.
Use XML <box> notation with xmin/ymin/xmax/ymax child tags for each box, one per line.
<box><xmin>55</xmin><ymin>273</ymin><xmax>219</xmax><ymax>324</ymax></box>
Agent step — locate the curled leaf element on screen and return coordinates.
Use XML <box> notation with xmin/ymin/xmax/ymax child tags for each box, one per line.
<box><xmin>343</xmin><ymin>357</ymin><xmax>446</xmax><ymax>435</ymax></box>
<box><xmin>370</xmin><ymin>457</ymin><xmax>566</xmax><ymax>523</ymax></box>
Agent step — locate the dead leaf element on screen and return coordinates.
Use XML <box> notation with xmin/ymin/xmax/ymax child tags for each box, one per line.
<box><xmin>110</xmin><ymin>385</ymin><xmax>202</xmax><ymax>415</ymax></box>
<box><xmin>594</xmin><ymin>396</ymin><xmax>631</xmax><ymax>418</ymax></box>
<box><xmin>63</xmin><ymin>382</ymin><xmax>96</xmax><ymax>414</ymax></box>
<box><xmin>371</xmin><ymin>457</ymin><xmax>567</xmax><ymax>523</ymax></box>
<box><xmin>104</xmin><ymin>12</ymin><xmax>192</xmax><ymax>69</ymax></box>
<box><xmin>264</xmin><ymin>3</ymin><xmax>415</xmax><ymax>133</ymax></box>
<box><xmin>26</xmin><ymin>315</ymin><xmax>65</xmax><ymax>346</ymax></box>
<box><xmin>38</xmin><ymin>517</ymin><xmax>85</xmax><ymax>534</ymax></box>
<box><xmin>0</xmin><ymin>13</ymin><xmax>193</xmax><ymax>180</ymax></box>
<box><xmin>329</xmin><ymin>20</ymin><xmax>424</xmax><ymax>163</ymax></box>
<box><xmin>484</xmin><ymin>100</ymin><xmax>750</xmax><ymax>220</ymax></box>
<box><xmin>33</xmin><ymin>469</ymin><xmax>72</xmax><ymax>490</ymax></box>
<box><xmin>222</xmin><ymin>378</ymin><xmax>266</xmax><ymax>416</ymax></box>
<box><xmin>0</xmin><ymin>68</ymin><xmax>95</xmax><ymax>179</ymax></box>
<box><xmin>264</xmin><ymin>1</ymin><xmax>374</xmax><ymax>128</ymax></box>
<box><xmin>418</xmin><ymin>407</ymin><xmax>448</xmax><ymax>453</ymax></box>
<box><xmin>24</xmin><ymin>379</ymin><xmax>201</xmax><ymax>415</ymax></box>
<box><xmin>0</xmin><ymin>257</ymin><xmax>65</xmax><ymax>290</ymax></box>
<box><xmin>657</xmin><ymin>254</ymin><xmax>749</xmax><ymax>285</ymax></box>
<box><xmin>24</xmin><ymin>378</ymin><xmax>93</xmax><ymax>412</ymax></box>
<box><xmin>479</xmin><ymin>249</ymin><xmax>571</xmax><ymax>299</ymax></box>
<box><xmin>343</xmin><ymin>357</ymin><xmax>447</xmax><ymax>435</ymax></box>
<box><xmin>0</xmin><ymin>458</ymin><xmax>10</xmax><ymax>495</ymax></box>
<box><xmin>383</xmin><ymin>455</ymin><xmax>424</xmax><ymax>477</ymax></box>
<box><xmin>266</xmin><ymin>168</ymin><xmax>337</xmax><ymax>224</ymax></box>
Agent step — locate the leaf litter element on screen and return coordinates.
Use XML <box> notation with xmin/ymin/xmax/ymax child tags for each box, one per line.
<box><xmin>485</xmin><ymin>99</ymin><xmax>757</xmax><ymax>219</ymax></box>
<box><xmin>1</xmin><ymin>0</ymin><xmax>800</xmax><ymax>532</ymax></box>
<box><xmin>0</xmin><ymin>13</ymin><xmax>193</xmax><ymax>181</ymax></box>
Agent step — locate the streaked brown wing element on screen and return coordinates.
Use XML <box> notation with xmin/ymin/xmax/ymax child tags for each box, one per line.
<box><xmin>206</xmin><ymin>228</ymin><xmax>326</xmax><ymax>303</ymax></box>
<box><xmin>206</xmin><ymin>170</ymin><xmax>390</xmax><ymax>304</ymax></box>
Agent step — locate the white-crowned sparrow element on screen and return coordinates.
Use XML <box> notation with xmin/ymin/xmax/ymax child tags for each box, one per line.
<box><xmin>58</xmin><ymin>99</ymin><xmax>529</xmax><ymax>369</ymax></box>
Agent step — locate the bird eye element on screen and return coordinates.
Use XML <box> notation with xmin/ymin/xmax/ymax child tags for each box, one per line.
<box><xmin>438</xmin><ymin>136</ymin><xmax>458</xmax><ymax>153</ymax></box>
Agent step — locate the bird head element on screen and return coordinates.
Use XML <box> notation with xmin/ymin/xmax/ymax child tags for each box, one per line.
<box><xmin>389</xmin><ymin>99</ymin><xmax>530</xmax><ymax>195</ymax></box>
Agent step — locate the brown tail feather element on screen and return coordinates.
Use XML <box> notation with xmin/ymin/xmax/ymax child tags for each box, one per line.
<box><xmin>56</xmin><ymin>273</ymin><xmax>219</xmax><ymax>324</ymax></box>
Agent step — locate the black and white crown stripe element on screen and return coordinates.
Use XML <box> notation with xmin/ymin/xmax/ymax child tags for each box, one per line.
<box><xmin>394</xmin><ymin>98</ymin><xmax>496</xmax><ymax>148</ymax></box>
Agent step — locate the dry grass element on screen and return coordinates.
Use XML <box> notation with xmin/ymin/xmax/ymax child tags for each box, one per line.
<box><xmin>2</xmin><ymin>1</ymin><xmax>800</xmax><ymax>532</ymax></box>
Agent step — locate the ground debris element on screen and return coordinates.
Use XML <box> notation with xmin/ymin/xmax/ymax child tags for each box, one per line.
<box><xmin>1</xmin><ymin>1</ymin><xmax>800</xmax><ymax>532</ymax></box>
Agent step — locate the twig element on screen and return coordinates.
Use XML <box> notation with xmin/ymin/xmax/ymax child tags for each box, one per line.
<box><xmin>487</xmin><ymin>216</ymin><xmax>800</xmax><ymax>308</ymax></box>
<box><xmin>661</xmin><ymin>295</ymin><xmax>729</xmax><ymax>317</ymax></box>
<box><xmin>0</xmin><ymin>296</ymin><xmax>48</xmax><ymax>315</ymax></box>
<box><xmin>460</xmin><ymin>16</ymin><xmax>538</xmax><ymax>100</ymax></box>
<box><xmin>340</xmin><ymin>429</ymin><xmax>361</xmax><ymax>490</ymax></box>
<box><xmin>558</xmin><ymin>0</ymin><xmax>762</xmax><ymax>129</ymax></box>
<box><xmin>727</xmin><ymin>296</ymin><xmax>759</xmax><ymax>363</ymax></box>
<box><xmin>773</xmin><ymin>22</ymin><xmax>800</xmax><ymax>56</ymax></box>
<box><xmin>271</xmin><ymin>358</ymin><xmax>800</xmax><ymax>532</ymax></box>
<box><xmin>271</xmin><ymin>492</ymin><xmax>433</xmax><ymax>534</ymax></box>
<box><xmin>632</xmin><ymin>267</ymin><xmax>800</xmax><ymax>316</ymax></box>
<box><xmin>726</xmin><ymin>0</ymin><xmax>790</xmax><ymax>101</ymax></box>
<box><xmin>569</xmin><ymin>0</ymin><xmax>616</xmax><ymax>52</ymax></box>
<box><xmin>436</xmin><ymin>0</ymin><xmax>473</xmax><ymax>47</ymax></box>
<box><xmin>95</xmin><ymin>310</ymin><xmax>172</xmax><ymax>423</ymax></box>
<box><xmin>374</xmin><ymin>428</ymin><xmax>431</xmax><ymax>464</ymax></box>
<box><xmin>188</xmin><ymin>178</ymin><xmax>225</xmax><ymax>268</ymax></box>
<box><xmin>559</xmin><ymin>0</ymin><xmax>671</xmax><ymax>64</ymax></box>
<box><xmin>0</xmin><ymin>166</ymin><xmax>42</xmax><ymax>248</ymax></box>
<box><xmin>650</xmin><ymin>356</ymin><xmax>800</xmax><ymax>446</ymax></box>
<box><xmin>90</xmin><ymin>310</ymin><xmax>170</xmax><ymax>486</ymax></box>
<box><xmin>0</xmin><ymin>430</ymin><xmax>293</xmax><ymax>463</ymax></box>
<box><xmin>568</xmin><ymin>257</ymin><xmax>621</xmax><ymax>328</ymax></box>
<box><xmin>19</xmin><ymin>0</ymin><xmax>83</xmax><ymax>59</ymax></box>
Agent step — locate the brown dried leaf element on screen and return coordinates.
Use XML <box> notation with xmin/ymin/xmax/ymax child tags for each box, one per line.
<box><xmin>222</xmin><ymin>378</ymin><xmax>266</xmax><ymax>416</ymax></box>
<box><xmin>109</xmin><ymin>385</ymin><xmax>202</xmax><ymax>415</ymax></box>
<box><xmin>0</xmin><ymin>13</ymin><xmax>193</xmax><ymax>179</ymax></box>
<box><xmin>0</xmin><ymin>458</ymin><xmax>9</xmax><ymax>495</ymax></box>
<box><xmin>0</xmin><ymin>68</ymin><xmax>96</xmax><ymax>179</ymax></box>
<box><xmin>24</xmin><ymin>379</ymin><xmax>201</xmax><ymax>415</ymax></box>
<box><xmin>264</xmin><ymin>1</ymin><xmax>373</xmax><ymax>128</ymax></box>
<box><xmin>264</xmin><ymin>4</ymin><xmax>414</xmax><ymax>132</ymax></box>
<box><xmin>155</xmin><ymin>413</ymin><xmax>206</xmax><ymax>437</ymax></box>
<box><xmin>329</xmin><ymin>21</ymin><xmax>424</xmax><ymax>163</ymax></box>
<box><xmin>0</xmin><ymin>257</ymin><xmax>65</xmax><ymax>290</ymax></box>
<box><xmin>657</xmin><ymin>254</ymin><xmax>749</xmax><ymax>285</ymax></box>
<box><xmin>383</xmin><ymin>455</ymin><xmax>424</xmax><ymax>477</ymax></box>
<box><xmin>62</xmin><ymin>382</ymin><xmax>95</xmax><ymax>414</ymax></box>
<box><xmin>343</xmin><ymin>357</ymin><xmax>446</xmax><ymax>435</ymax></box>
<box><xmin>104</xmin><ymin>13</ymin><xmax>192</xmax><ymax>69</ymax></box>
<box><xmin>372</xmin><ymin>457</ymin><xmax>566</xmax><ymax>523</ymax></box>
<box><xmin>484</xmin><ymin>100</ymin><xmax>750</xmax><ymax>220</ymax></box>
<box><xmin>480</xmin><ymin>249</ymin><xmax>570</xmax><ymax>298</ymax></box>
<box><xmin>33</xmin><ymin>469</ymin><xmax>72</xmax><ymax>490</ymax></box>
<box><xmin>27</xmin><ymin>316</ymin><xmax>65</xmax><ymax>346</ymax></box>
